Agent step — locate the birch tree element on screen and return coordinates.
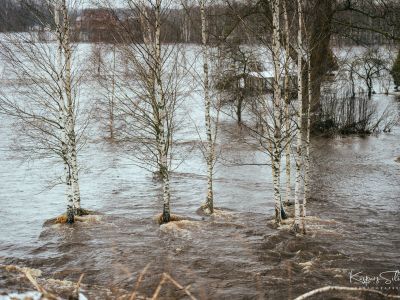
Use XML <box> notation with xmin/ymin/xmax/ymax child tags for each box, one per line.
<box><xmin>107</xmin><ymin>0</ymin><xmax>187</xmax><ymax>224</ymax></box>
<box><xmin>301</xmin><ymin>56</ymin><xmax>312</xmax><ymax>234</ymax></box>
<box><xmin>293</xmin><ymin>0</ymin><xmax>314</xmax><ymax>234</ymax></box>
<box><xmin>282</xmin><ymin>0</ymin><xmax>292</xmax><ymax>207</ymax></box>
<box><xmin>60</xmin><ymin>0</ymin><xmax>82</xmax><ymax>216</ymax></box>
<box><xmin>0</xmin><ymin>0</ymin><xmax>88</xmax><ymax>223</ymax></box>
<box><xmin>215</xmin><ymin>0</ymin><xmax>297</xmax><ymax>224</ymax></box>
<box><xmin>95</xmin><ymin>43</ymin><xmax>118</xmax><ymax>141</ymax></box>
<box><xmin>300</xmin><ymin>16</ymin><xmax>316</xmax><ymax>234</ymax></box>
<box><xmin>199</xmin><ymin>0</ymin><xmax>216</xmax><ymax>214</ymax></box>
<box><xmin>270</xmin><ymin>0</ymin><xmax>284</xmax><ymax>225</ymax></box>
<box><xmin>293</xmin><ymin>0</ymin><xmax>304</xmax><ymax>233</ymax></box>
<box><xmin>154</xmin><ymin>0</ymin><xmax>172</xmax><ymax>223</ymax></box>
<box><xmin>234</xmin><ymin>0</ymin><xmax>294</xmax><ymax>225</ymax></box>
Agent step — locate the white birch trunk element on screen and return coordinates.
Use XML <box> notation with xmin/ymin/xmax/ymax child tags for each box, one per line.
<box><xmin>271</xmin><ymin>0</ymin><xmax>282</xmax><ymax>224</ymax></box>
<box><xmin>294</xmin><ymin>0</ymin><xmax>304</xmax><ymax>232</ymax></box>
<box><xmin>55</xmin><ymin>1</ymin><xmax>74</xmax><ymax>223</ymax></box>
<box><xmin>61</xmin><ymin>1</ymin><xmax>81</xmax><ymax>213</ymax></box>
<box><xmin>154</xmin><ymin>0</ymin><xmax>171</xmax><ymax>223</ymax></box>
<box><xmin>200</xmin><ymin>0</ymin><xmax>214</xmax><ymax>214</ymax></box>
<box><xmin>302</xmin><ymin>57</ymin><xmax>312</xmax><ymax>233</ymax></box>
<box><xmin>137</xmin><ymin>1</ymin><xmax>170</xmax><ymax>222</ymax></box>
<box><xmin>283</xmin><ymin>0</ymin><xmax>291</xmax><ymax>206</ymax></box>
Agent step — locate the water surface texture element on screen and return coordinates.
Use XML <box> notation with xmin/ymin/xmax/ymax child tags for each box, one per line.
<box><xmin>0</xmin><ymin>61</ymin><xmax>399</xmax><ymax>298</ymax></box>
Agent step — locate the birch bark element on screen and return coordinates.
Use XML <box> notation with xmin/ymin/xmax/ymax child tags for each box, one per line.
<box><xmin>283</xmin><ymin>0</ymin><xmax>291</xmax><ymax>206</ymax></box>
<box><xmin>294</xmin><ymin>0</ymin><xmax>304</xmax><ymax>232</ymax></box>
<box><xmin>61</xmin><ymin>0</ymin><xmax>81</xmax><ymax>213</ymax></box>
<box><xmin>55</xmin><ymin>0</ymin><xmax>74</xmax><ymax>223</ymax></box>
<box><xmin>271</xmin><ymin>0</ymin><xmax>282</xmax><ymax>225</ymax></box>
<box><xmin>154</xmin><ymin>0</ymin><xmax>171</xmax><ymax>223</ymax></box>
<box><xmin>200</xmin><ymin>0</ymin><xmax>214</xmax><ymax>214</ymax></box>
<box><xmin>302</xmin><ymin>57</ymin><xmax>312</xmax><ymax>234</ymax></box>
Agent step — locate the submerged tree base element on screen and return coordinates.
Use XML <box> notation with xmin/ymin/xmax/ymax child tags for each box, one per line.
<box><xmin>269</xmin><ymin>205</ymin><xmax>303</xmax><ymax>234</ymax></box>
<box><xmin>155</xmin><ymin>213</ymin><xmax>185</xmax><ymax>225</ymax></box>
<box><xmin>76</xmin><ymin>208</ymin><xmax>93</xmax><ymax>216</ymax></box>
<box><xmin>199</xmin><ymin>203</ymin><xmax>214</xmax><ymax>216</ymax></box>
<box><xmin>291</xmin><ymin>222</ymin><xmax>301</xmax><ymax>234</ymax></box>
<box><xmin>44</xmin><ymin>209</ymin><xmax>101</xmax><ymax>225</ymax></box>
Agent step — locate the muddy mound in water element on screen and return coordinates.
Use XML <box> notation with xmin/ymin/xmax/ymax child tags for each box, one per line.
<box><xmin>153</xmin><ymin>213</ymin><xmax>190</xmax><ymax>225</ymax></box>
<box><xmin>43</xmin><ymin>211</ymin><xmax>103</xmax><ymax>226</ymax></box>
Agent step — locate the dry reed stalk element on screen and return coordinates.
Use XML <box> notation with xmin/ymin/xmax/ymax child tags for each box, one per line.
<box><xmin>294</xmin><ymin>285</ymin><xmax>400</xmax><ymax>300</ymax></box>
<box><xmin>23</xmin><ymin>270</ymin><xmax>59</xmax><ymax>300</ymax></box>
<box><xmin>72</xmin><ymin>273</ymin><xmax>85</xmax><ymax>299</ymax></box>
<box><xmin>129</xmin><ymin>263</ymin><xmax>151</xmax><ymax>300</ymax></box>
<box><xmin>150</xmin><ymin>273</ymin><xmax>197</xmax><ymax>300</ymax></box>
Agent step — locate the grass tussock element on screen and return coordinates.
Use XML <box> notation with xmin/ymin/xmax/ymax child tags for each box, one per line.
<box><xmin>55</xmin><ymin>215</ymin><xmax>102</xmax><ymax>225</ymax></box>
<box><xmin>55</xmin><ymin>215</ymin><xmax>68</xmax><ymax>224</ymax></box>
<box><xmin>76</xmin><ymin>208</ymin><xmax>94</xmax><ymax>216</ymax></box>
<box><xmin>154</xmin><ymin>213</ymin><xmax>186</xmax><ymax>225</ymax></box>
<box><xmin>2</xmin><ymin>265</ymin><xmax>42</xmax><ymax>278</ymax></box>
<box><xmin>45</xmin><ymin>210</ymin><xmax>102</xmax><ymax>225</ymax></box>
<box><xmin>197</xmin><ymin>206</ymin><xmax>235</xmax><ymax>219</ymax></box>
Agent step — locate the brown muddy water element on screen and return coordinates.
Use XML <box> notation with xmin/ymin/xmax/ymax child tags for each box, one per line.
<box><xmin>0</xmin><ymin>94</ymin><xmax>399</xmax><ymax>300</ymax></box>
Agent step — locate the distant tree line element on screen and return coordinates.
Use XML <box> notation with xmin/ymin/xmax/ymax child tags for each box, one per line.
<box><xmin>333</xmin><ymin>0</ymin><xmax>400</xmax><ymax>45</ymax></box>
<box><xmin>1</xmin><ymin>0</ymin><xmax>398</xmax><ymax>45</ymax></box>
<box><xmin>0</xmin><ymin>0</ymin><xmax>53</xmax><ymax>32</ymax></box>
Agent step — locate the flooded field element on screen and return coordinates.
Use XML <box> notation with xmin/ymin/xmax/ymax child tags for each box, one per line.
<box><xmin>0</xmin><ymin>39</ymin><xmax>399</xmax><ymax>299</ymax></box>
<box><xmin>1</xmin><ymin>90</ymin><xmax>399</xmax><ymax>299</ymax></box>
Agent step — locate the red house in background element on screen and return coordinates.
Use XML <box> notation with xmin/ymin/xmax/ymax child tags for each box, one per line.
<box><xmin>73</xmin><ymin>9</ymin><xmax>124</xmax><ymax>43</ymax></box>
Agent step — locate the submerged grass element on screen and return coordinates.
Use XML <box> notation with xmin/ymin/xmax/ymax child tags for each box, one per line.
<box><xmin>154</xmin><ymin>213</ymin><xmax>186</xmax><ymax>225</ymax></box>
<box><xmin>43</xmin><ymin>210</ymin><xmax>102</xmax><ymax>225</ymax></box>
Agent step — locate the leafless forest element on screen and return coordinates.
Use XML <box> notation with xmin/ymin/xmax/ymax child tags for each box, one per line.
<box><xmin>0</xmin><ymin>0</ymin><xmax>399</xmax><ymax>299</ymax></box>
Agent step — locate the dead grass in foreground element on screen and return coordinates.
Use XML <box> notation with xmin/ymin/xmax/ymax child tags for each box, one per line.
<box><xmin>3</xmin><ymin>262</ymin><xmax>399</xmax><ymax>300</ymax></box>
<box><xmin>1</xmin><ymin>263</ymin><xmax>197</xmax><ymax>300</ymax></box>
